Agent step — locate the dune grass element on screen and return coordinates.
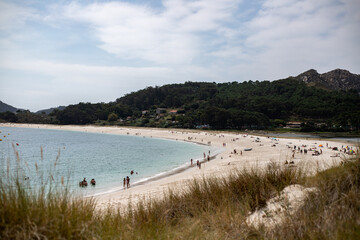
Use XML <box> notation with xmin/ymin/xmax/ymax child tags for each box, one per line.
<box><xmin>1</xmin><ymin>152</ymin><xmax>359</xmax><ymax>239</ymax></box>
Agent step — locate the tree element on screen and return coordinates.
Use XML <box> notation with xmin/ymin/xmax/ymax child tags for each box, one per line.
<box><xmin>0</xmin><ymin>111</ymin><xmax>18</xmax><ymax>122</ymax></box>
<box><xmin>107</xmin><ymin>112</ymin><xmax>118</xmax><ymax>122</ymax></box>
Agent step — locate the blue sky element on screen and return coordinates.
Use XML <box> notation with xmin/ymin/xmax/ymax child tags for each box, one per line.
<box><xmin>0</xmin><ymin>0</ymin><xmax>359</xmax><ymax>111</ymax></box>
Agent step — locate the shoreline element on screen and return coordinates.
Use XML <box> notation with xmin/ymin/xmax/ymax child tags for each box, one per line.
<box><xmin>1</xmin><ymin>123</ymin><xmax>357</xmax><ymax>210</ymax></box>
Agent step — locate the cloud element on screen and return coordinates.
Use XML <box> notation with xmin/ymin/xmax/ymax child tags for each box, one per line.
<box><xmin>1</xmin><ymin>0</ymin><xmax>360</xmax><ymax>111</ymax></box>
<box><xmin>239</xmin><ymin>0</ymin><xmax>360</xmax><ymax>79</ymax></box>
<box><xmin>0</xmin><ymin>1</ymin><xmax>37</xmax><ymax>30</ymax></box>
<box><xmin>59</xmin><ymin>0</ymin><xmax>242</xmax><ymax>65</ymax></box>
<box><xmin>0</xmin><ymin>57</ymin><xmax>174</xmax><ymax>111</ymax></box>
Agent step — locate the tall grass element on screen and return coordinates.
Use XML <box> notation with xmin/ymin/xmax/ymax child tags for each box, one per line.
<box><xmin>266</xmin><ymin>155</ymin><xmax>360</xmax><ymax>239</ymax></box>
<box><xmin>1</xmin><ymin>150</ymin><xmax>359</xmax><ymax>239</ymax></box>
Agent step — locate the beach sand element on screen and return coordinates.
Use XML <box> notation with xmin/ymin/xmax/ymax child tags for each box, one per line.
<box><xmin>1</xmin><ymin>123</ymin><xmax>356</xmax><ymax>211</ymax></box>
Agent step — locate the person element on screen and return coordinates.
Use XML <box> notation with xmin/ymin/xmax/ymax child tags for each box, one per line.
<box><xmin>130</xmin><ymin>170</ymin><xmax>134</xmax><ymax>175</ymax></box>
<box><xmin>126</xmin><ymin>176</ymin><xmax>130</xmax><ymax>188</ymax></box>
<box><xmin>191</xmin><ymin>158</ymin><xmax>193</xmax><ymax>166</ymax></box>
<box><xmin>79</xmin><ymin>178</ymin><xmax>87</xmax><ymax>187</ymax></box>
<box><xmin>90</xmin><ymin>178</ymin><xmax>96</xmax><ymax>186</ymax></box>
<box><xmin>123</xmin><ymin>178</ymin><xmax>126</xmax><ymax>189</ymax></box>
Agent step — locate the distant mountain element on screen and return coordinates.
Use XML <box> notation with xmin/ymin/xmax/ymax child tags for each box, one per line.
<box><xmin>296</xmin><ymin>69</ymin><xmax>360</xmax><ymax>93</ymax></box>
<box><xmin>35</xmin><ymin>106</ymin><xmax>66</xmax><ymax>115</ymax></box>
<box><xmin>0</xmin><ymin>101</ymin><xmax>19</xmax><ymax>113</ymax></box>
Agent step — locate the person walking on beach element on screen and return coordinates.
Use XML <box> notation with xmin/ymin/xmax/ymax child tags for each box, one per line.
<box><xmin>126</xmin><ymin>176</ymin><xmax>130</xmax><ymax>188</ymax></box>
<box><xmin>123</xmin><ymin>178</ymin><xmax>126</xmax><ymax>189</ymax></box>
<box><xmin>191</xmin><ymin>158</ymin><xmax>193</xmax><ymax>166</ymax></box>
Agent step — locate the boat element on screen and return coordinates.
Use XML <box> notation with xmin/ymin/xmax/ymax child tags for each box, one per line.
<box><xmin>244</xmin><ymin>148</ymin><xmax>252</xmax><ymax>151</ymax></box>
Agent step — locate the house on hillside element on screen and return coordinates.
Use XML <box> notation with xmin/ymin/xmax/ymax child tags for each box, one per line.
<box><xmin>169</xmin><ymin>109</ymin><xmax>178</xmax><ymax>115</ymax></box>
<box><xmin>286</xmin><ymin>121</ymin><xmax>302</xmax><ymax>128</ymax></box>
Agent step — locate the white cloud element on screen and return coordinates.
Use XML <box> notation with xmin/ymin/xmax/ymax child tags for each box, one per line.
<box><xmin>240</xmin><ymin>0</ymin><xmax>360</xmax><ymax>79</ymax></box>
<box><xmin>58</xmin><ymin>0</ymin><xmax>242</xmax><ymax>65</ymax></box>
<box><xmin>0</xmin><ymin>1</ymin><xmax>37</xmax><ymax>30</ymax></box>
<box><xmin>1</xmin><ymin>0</ymin><xmax>360</xmax><ymax>110</ymax></box>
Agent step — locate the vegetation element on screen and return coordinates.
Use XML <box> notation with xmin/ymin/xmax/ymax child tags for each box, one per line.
<box><xmin>1</xmin><ymin>78</ymin><xmax>360</xmax><ymax>131</ymax></box>
<box><xmin>0</xmin><ymin>110</ymin><xmax>56</xmax><ymax>124</ymax></box>
<box><xmin>1</xmin><ymin>148</ymin><xmax>359</xmax><ymax>239</ymax></box>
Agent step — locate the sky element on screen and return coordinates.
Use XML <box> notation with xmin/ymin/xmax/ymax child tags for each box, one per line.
<box><xmin>0</xmin><ymin>0</ymin><xmax>359</xmax><ymax>112</ymax></box>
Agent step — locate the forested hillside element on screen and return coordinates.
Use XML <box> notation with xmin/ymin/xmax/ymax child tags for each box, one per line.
<box><xmin>1</xmin><ymin>71</ymin><xmax>359</xmax><ymax>131</ymax></box>
<box><xmin>51</xmin><ymin>77</ymin><xmax>360</xmax><ymax>131</ymax></box>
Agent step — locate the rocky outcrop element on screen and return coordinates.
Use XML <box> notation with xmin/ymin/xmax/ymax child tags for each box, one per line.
<box><xmin>296</xmin><ymin>69</ymin><xmax>360</xmax><ymax>93</ymax></box>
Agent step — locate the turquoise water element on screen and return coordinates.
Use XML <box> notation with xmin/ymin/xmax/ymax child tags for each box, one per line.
<box><xmin>0</xmin><ymin>127</ymin><xmax>216</xmax><ymax>196</ymax></box>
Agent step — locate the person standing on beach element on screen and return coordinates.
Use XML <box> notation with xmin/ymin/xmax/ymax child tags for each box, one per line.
<box><xmin>126</xmin><ymin>176</ymin><xmax>130</xmax><ymax>188</ymax></box>
<box><xmin>123</xmin><ymin>178</ymin><xmax>126</xmax><ymax>189</ymax></box>
<box><xmin>191</xmin><ymin>159</ymin><xmax>193</xmax><ymax>166</ymax></box>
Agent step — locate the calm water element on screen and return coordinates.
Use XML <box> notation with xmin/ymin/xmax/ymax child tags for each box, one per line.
<box><xmin>0</xmin><ymin>127</ymin><xmax>217</xmax><ymax>196</ymax></box>
<box><xmin>261</xmin><ymin>132</ymin><xmax>360</xmax><ymax>143</ymax></box>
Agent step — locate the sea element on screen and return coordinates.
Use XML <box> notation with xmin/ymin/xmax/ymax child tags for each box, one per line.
<box><xmin>260</xmin><ymin>132</ymin><xmax>360</xmax><ymax>144</ymax></box>
<box><xmin>0</xmin><ymin>127</ymin><xmax>219</xmax><ymax>196</ymax></box>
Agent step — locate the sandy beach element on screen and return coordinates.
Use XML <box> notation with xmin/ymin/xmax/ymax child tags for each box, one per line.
<box><xmin>1</xmin><ymin>123</ymin><xmax>356</xmax><ymax>211</ymax></box>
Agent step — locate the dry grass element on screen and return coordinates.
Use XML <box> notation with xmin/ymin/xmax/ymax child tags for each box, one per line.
<box><xmin>1</xmin><ymin>148</ymin><xmax>359</xmax><ymax>239</ymax></box>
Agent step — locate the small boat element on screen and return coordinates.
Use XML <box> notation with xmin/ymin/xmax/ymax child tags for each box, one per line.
<box><xmin>244</xmin><ymin>148</ymin><xmax>252</xmax><ymax>151</ymax></box>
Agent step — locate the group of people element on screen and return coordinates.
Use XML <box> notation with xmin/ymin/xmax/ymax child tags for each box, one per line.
<box><xmin>190</xmin><ymin>151</ymin><xmax>212</xmax><ymax>170</ymax></box>
<box><xmin>79</xmin><ymin>178</ymin><xmax>96</xmax><ymax>187</ymax></box>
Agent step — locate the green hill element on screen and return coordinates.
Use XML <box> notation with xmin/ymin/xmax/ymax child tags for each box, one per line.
<box><xmin>54</xmin><ymin>73</ymin><xmax>360</xmax><ymax>131</ymax></box>
<box><xmin>2</xmin><ymin>69</ymin><xmax>360</xmax><ymax>131</ymax></box>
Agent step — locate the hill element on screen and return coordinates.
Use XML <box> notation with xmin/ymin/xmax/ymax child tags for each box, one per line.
<box><xmin>296</xmin><ymin>69</ymin><xmax>360</xmax><ymax>93</ymax></box>
<box><xmin>0</xmin><ymin>101</ymin><xmax>20</xmax><ymax>113</ymax></box>
<box><xmin>52</xmin><ymin>69</ymin><xmax>360</xmax><ymax>131</ymax></box>
<box><xmin>2</xmin><ymin>69</ymin><xmax>360</xmax><ymax>131</ymax></box>
<box><xmin>35</xmin><ymin>106</ymin><xmax>66</xmax><ymax>115</ymax></box>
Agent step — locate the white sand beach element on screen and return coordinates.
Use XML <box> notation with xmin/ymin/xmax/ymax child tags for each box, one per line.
<box><xmin>1</xmin><ymin>123</ymin><xmax>357</xmax><ymax>211</ymax></box>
